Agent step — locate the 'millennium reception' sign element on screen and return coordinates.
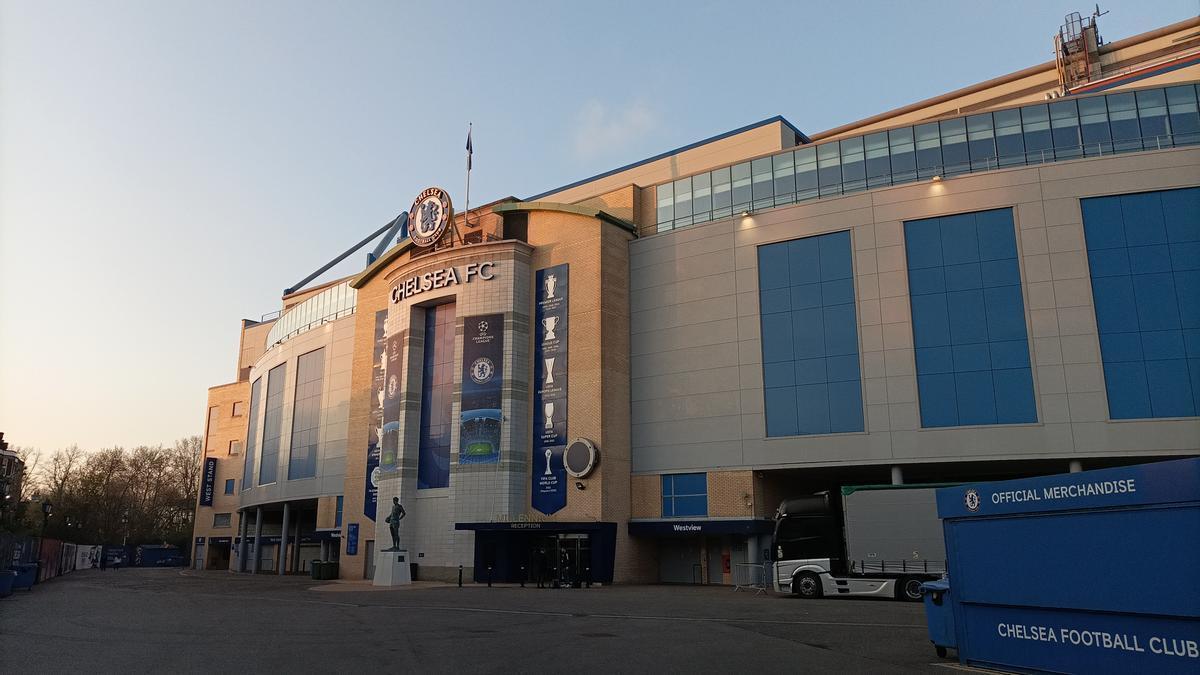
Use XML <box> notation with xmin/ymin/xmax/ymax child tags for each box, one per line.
<box><xmin>460</xmin><ymin>314</ymin><xmax>504</xmax><ymax>464</ymax></box>
<box><xmin>532</xmin><ymin>264</ymin><xmax>569</xmax><ymax>515</ymax></box>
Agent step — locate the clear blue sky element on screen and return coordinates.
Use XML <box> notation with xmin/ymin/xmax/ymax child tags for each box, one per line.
<box><xmin>1</xmin><ymin>0</ymin><xmax>1195</xmax><ymax>451</ymax></box>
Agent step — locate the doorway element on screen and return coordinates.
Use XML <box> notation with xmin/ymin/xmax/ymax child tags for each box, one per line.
<box><xmin>365</xmin><ymin>540</ymin><xmax>376</xmax><ymax>580</ymax></box>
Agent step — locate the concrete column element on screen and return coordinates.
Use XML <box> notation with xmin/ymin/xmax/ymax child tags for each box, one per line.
<box><xmin>292</xmin><ymin>511</ymin><xmax>302</xmax><ymax>572</ymax></box>
<box><xmin>1069</xmin><ymin>460</ymin><xmax>1083</xmax><ymax>473</ymax></box>
<box><xmin>890</xmin><ymin>465</ymin><xmax>904</xmax><ymax>486</ymax></box>
<box><xmin>236</xmin><ymin>510</ymin><xmax>249</xmax><ymax>573</ymax></box>
<box><xmin>279</xmin><ymin>503</ymin><xmax>291</xmax><ymax>576</ymax></box>
<box><xmin>252</xmin><ymin>506</ymin><xmax>263</xmax><ymax>574</ymax></box>
<box><xmin>320</xmin><ymin>540</ymin><xmax>328</xmax><ymax>563</ymax></box>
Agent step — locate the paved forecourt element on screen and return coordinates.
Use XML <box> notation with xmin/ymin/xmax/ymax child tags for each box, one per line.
<box><xmin>0</xmin><ymin>569</ymin><xmax>949</xmax><ymax>673</ymax></box>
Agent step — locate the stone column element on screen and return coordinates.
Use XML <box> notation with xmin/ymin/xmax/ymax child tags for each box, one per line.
<box><xmin>252</xmin><ymin>506</ymin><xmax>263</xmax><ymax>574</ymax></box>
<box><xmin>237</xmin><ymin>510</ymin><xmax>249</xmax><ymax>573</ymax></box>
<box><xmin>279</xmin><ymin>503</ymin><xmax>290</xmax><ymax>576</ymax></box>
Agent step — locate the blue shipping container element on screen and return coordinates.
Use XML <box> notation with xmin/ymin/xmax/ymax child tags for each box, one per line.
<box><xmin>936</xmin><ymin>458</ymin><xmax>1200</xmax><ymax>673</ymax></box>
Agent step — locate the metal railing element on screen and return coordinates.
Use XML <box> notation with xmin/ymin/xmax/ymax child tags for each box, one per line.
<box><xmin>732</xmin><ymin>562</ymin><xmax>771</xmax><ymax>595</ymax></box>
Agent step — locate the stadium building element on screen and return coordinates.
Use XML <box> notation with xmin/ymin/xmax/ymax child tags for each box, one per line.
<box><xmin>192</xmin><ymin>14</ymin><xmax>1200</xmax><ymax>584</ymax></box>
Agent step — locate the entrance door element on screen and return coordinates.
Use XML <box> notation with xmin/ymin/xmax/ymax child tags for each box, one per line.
<box><xmin>706</xmin><ymin>538</ymin><xmax>723</xmax><ymax>585</ymax></box>
<box><xmin>365</xmin><ymin>540</ymin><xmax>376</xmax><ymax>580</ymax></box>
<box><xmin>194</xmin><ymin>544</ymin><xmax>205</xmax><ymax>570</ymax></box>
<box><xmin>658</xmin><ymin>539</ymin><xmax>701</xmax><ymax>584</ymax></box>
<box><xmin>554</xmin><ymin>534</ymin><xmax>590</xmax><ymax>586</ymax></box>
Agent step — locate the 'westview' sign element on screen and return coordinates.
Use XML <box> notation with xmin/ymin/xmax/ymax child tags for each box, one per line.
<box><xmin>390</xmin><ymin>262</ymin><xmax>495</xmax><ymax>303</ymax></box>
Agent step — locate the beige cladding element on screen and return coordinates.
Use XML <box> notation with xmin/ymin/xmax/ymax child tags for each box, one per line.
<box><xmin>190</xmin><ymin>380</ymin><xmax>250</xmax><ymax>568</ymax></box>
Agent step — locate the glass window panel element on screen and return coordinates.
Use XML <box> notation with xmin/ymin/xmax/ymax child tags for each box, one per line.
<box><xmin>817</xmin><ymin>141</ymin><xmax>842</xmax><ymax>196</ymax></box>
<box><xmin>794</xmin><ymin>147</ymin><xmax>817</xmax><ymax>200</ymax></box>
<box><xmin>1136</xmin><ymin>88</ymin><xmax>1170</xmax><ymax>147</ymax></box>
<box><xmin>1106</xmin><ymin>92</ymin><xmax>1140</xmax><ymax>152</ymax></box>
<box><xmin>258</xmin><ymin>363</ymin><xmax>287</xmax><ymax>485</ymax></box>
<box><xmin>1021</xmin><ymin>104</ymin><xmax>1053</xmax><ymax>162</ymax></box>
<box><xmin>752</xmin><ymin>157</ymin><xmax>774</xmax><ymax>209</ymax></box>
<box><xmin>673</xmin><ymin>176</ymin><xmax>693</xmax><ymax>228</ymax></box>
<box><xmin>915</xmin><ymin>122</ymin><xmax>942</xmax><ymax>178</ymax></box>
<box><xmin>864</xmin><ymin>132</ymin><xmax>891</xmax><ymax>187</ymax></box>
<box><xmin>242</xmin><ymin>376</ymin><xmax>262</xmax><ymax>490</ymax></box>
<box><xmin>656</xmin><ymin>182</ymin><xmax>673</xmax><ymax>228</ymax></box>
<box><xmin>731</xmin><ymin>162</ymin><xmax>752</xmax><ymax>208</ymax></box>
<box><xmin>691</xmin><ymin>172</ymin><xmax>712</xmax><ymax>223</ymax></box>
<box><xmin>994</xmin><ymin>108</ymin><xmax>1025</xmax><ymax>166</ymax></box>
<box><xmin>888</xmin><ymin>127</ymin><xmax>916</xmax><ymax>183</ymax></box>
<box><xmin>1166</xmin><ymin>85</ymin><xmax>1200</xmax><ymax>145</ymax></box>
<box><xmin>1078</xmin><ymin>95</ymin><xmax>1111</xmax><ymax>155</ymax></box>
<box><xmin>288</xmin><ymin>347</ymin><xmax>325</xmax><ymax>480</ymax></box>
<box><xmin>966</xmin><ymin>113</ymin><xmax>997</xmax><ymax>170</ymax></box>
<box><xmin>906</xmin><ymin>208</ymin><xmax>1035</xmax><ymax>428</ymax></box>
<box><xmin>1050</xmin><ymin>99</ymin><xmax>1082</xmax><ymax>158</ymax></box>
<box><xmin>940</xmin><ymin>118</ymin><xmax>969</xmax><ymax>175</ymax></box>
<box><xmin>711</xmin><ymin>167</ymin><xmax>732</xmax><ymax>218</ymax></box>
<box><xmin>418</xmin><ymin>303</ymin><xmax>455</xmax><ymax>489</ymax></box>
<box><xmin>840</xmin><ymin>136</ymin><xmax>866</xmax><ymax>192</ymax></box>
<box><xmin>773</xmin><ymin>152</ymin><xmax>796</xmax><ymax>205</ymax></box>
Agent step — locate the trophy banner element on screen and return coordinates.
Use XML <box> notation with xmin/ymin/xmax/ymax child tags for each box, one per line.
<box><xmin>532</xmin><ymin>264</ymin><xmax>568</xmax><ymax>515</ymax></box>
<box><xmin>365</xmin><ymin>310</ymin><xmax>386</xmax><ymax>519</ymax></box>
<box><xmin>460</xmin><ymin>313</ymin><xmax>504</xmax><ymax>464</ymax></box>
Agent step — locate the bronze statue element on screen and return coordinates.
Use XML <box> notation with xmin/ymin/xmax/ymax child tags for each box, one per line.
<box><xmin>384</xmin><ymin>497</ymin><xmax>405</xmax><ymax>551</ymax></box>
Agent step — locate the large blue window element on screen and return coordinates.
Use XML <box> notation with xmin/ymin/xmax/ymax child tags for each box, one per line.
<box><xmin>335</xmin><ymin>496</ymin><xmax>344</xmax><ymax>528</ymax></box>
<box><xmin>758</xmin><ymin>230</ymin><xmax>864</xmax><ymax>436</ymax></box>
<box><xmin>242</xmin><ymin>376</ymin><xmax>261</xmax><ymax>491</ymax></box>
<box><xmin>905</xmin><ymin>208</ymin><xmax>1037</xmax><ymax>427</ymax></box>
<box><xmin>1082</xmin><ymin>188</ymin><xmax>1200</xmax><ymax>419</ymax></box>
<box><xmin>662</xmin><ymin>473</ymin><xmax>707</xmax><ymax>518</ymax></box>
<box><xmin>258</xmin><ymin>363</ymin><xmax>287</xmax><ymax>485</ymax></box>
<box><xmin>418</xmin><ymin>303</ymin><xmax>455</xmax><ymax>489</ymax></box>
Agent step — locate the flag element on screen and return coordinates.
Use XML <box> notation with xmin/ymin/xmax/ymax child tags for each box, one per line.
<box><xmin>466</xmin><ymin>125</ymin><xmax>473</xmax><ymax>171</ymax></box>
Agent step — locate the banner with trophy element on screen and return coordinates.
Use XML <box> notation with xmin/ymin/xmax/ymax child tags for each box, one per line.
<box><xmin>380</xmin><ymin>330</ymin><xmax>403</xmax><ymax>471</ymax></box>
<box><xmin>533</xmin><ymin>264</ymin><xmax>568</xmax><ymax>515</ymax></box>
<box><xmin>460</xmin><ymin>313</ymin><xmax>504</xmax><ymax>464</ymax></box>
<box><xmin>365</xmin><ymin>310</ymin><xmax>385</xmax><ymax>520</ymax></box>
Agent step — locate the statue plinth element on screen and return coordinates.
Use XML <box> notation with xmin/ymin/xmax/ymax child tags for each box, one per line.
<box><xmin>372</xmin><ymin>549</ymin><xmax>412</xmax><ymax>587</ymax></box>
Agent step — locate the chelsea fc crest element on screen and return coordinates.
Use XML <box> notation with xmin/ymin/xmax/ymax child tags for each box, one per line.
<box><xmin>409</xmin><ymin>187</ymin><xmax>453</xmax><ymax>248</ymax></box>
<box><xmin>964</xmin><ymin>488</ymin><xmax>981</xmax><ymax>512</ymax></box>
<box><xmin>470</xmin><ymin>357</ymin><xmax>495</xmax><ymax>384</ymax></box>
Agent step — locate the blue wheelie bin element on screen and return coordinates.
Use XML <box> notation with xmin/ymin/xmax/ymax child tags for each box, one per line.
<box><xmin>920</xmin><ymin>578</ymin><xmax>955</xmax><ymax>658</ymax></box>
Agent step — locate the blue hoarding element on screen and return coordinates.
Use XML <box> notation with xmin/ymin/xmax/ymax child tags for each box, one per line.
<box><xmin>460</xmin><ymin>313</ymin><xmax>504</xmax><ymax>464</ymax></box>
<box><xmin>532</xmin><ymin>264</ymin><xmax>568</xmax><ymax>515</ymax></box>
<box><xmin>365</xmin><ymin>310</ymin><xmax>385</xmax><ymax>520</ymax></box>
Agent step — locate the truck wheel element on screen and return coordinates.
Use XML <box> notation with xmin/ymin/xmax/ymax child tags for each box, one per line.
<box><xmin>794</xmin><ymin>572</ymin><xmax>822</xmax><ymax>599</ymax></box>
<box><xmin>935</xmin><ymin>646</ymin><xmax>948</xmax><ymax>658</ymax></box>
<box><xmin>897</xmin><ymin>577</ymin><xmax>923</xmax><ymax>602</ymax></box>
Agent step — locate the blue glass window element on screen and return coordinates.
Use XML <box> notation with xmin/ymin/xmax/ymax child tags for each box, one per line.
<box><xmin>258</xmin><ymin>363</ymin><xmax>287</xmax><ymax>485</ymax></box>
<box><xmin>662</xmin><ymin>473</ymin><xmax>707</xmax><ymax>518</ymax></box>
<box><xmin>418</xmin><ymin>303</ymin><xmax>456</xmax><ymax>489</ymax></box>
<box><xmin>335</xmin><ymin>495</ymin><xmax>344</xmax><ymax>528</ymax></box>
<box><xmin>224</xmin><ymin>479</ymin><xmax>235</xmax><ymax>495</ymax></box>
<box><xmin>1082</xmin><ymin>187</ymin><xmax>1200</xmax><ymax>419</ymax></box>
<box><xmin>906</xmin><ymin>208</ymin><xmax>1037</xmax><ymax>427</ymax></box>
<box><xmin>242</xmin><ymin>376</ymin><xmax>262</xmax><ymax>490</ymax></box>
<box><xmin>288</xmin><ymin>347</ymin><xmax>325</xmax><ymax>480</ymax></box>
<box><xmin>758</xmin><ymin>231</ymin><xmax>864</xmax><ymax>436</ymax></box>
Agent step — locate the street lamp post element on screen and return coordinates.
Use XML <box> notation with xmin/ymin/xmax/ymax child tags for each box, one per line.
<box><xmin>37</xmin><ymin>500</ymin><xmax>53</xmax><ymax>582</ymax></box>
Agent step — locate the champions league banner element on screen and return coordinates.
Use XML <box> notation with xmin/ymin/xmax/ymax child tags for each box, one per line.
<box><xmin>380</xmin><ymin>329</ymin><xmax>403</xmax><ymax>471</ymax></box>
<box><xmin>365</xmin><ymin>310</ymin><xmax>385</xmax><ymax>520</ymax></box>
<box><xmin>460</xmin><ymin>313</ymin><xmax>504</xmax><ymax>464</ymax></box>
<box><xmin>532</xmin><ymin>264</ymin><xmax>568</xmax><ymax>515</ymax></box>
<box><xmin>200</xmin><ymin>458</ymin><xmax>217</xmax><ymax>506</ymax></box>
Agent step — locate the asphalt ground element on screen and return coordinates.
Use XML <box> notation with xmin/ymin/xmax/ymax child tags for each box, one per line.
<box><xmin>0</xmin><ymin>568</ymin><xmax>965</xmax><ymax>673</ymax></box>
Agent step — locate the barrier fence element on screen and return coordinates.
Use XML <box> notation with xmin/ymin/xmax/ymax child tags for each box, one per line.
<box><xmin>732</xmin><ymin>562</ymin><xmax>771</xmax><ymax>595</ymax></box>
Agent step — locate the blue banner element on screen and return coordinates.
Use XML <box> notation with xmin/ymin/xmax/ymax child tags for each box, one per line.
<box><xmin>200</xmin><ymin>457</ymin><xmax>217</xmax><ymax>506</ymax></box>
<box><xmin>460</xmin><ymin>313</ymin><xmax>504</xmax><ymax>464</ymax></box>
<box><xmin>346</xmin><ymin>523</ymin><xmax>359</xmax><ymax>555</ymax></box>
<box><xmin>381</xmin><ymin>330</ymin><xmax>402</xmax><ymax>470</ymax></box>
<box><xmin>533</xmin><ymin>264</ymin><xmax>568</xmax><ymax>515</ymax></box>
<box><xmin>365</xmin><ymin>310</ymin><xmax>386</xmax><ymax>520</ymax></box>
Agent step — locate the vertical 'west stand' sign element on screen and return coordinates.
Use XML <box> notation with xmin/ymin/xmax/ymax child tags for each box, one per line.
<box><xmin>533</xmin><ymin>264</ymin><xmax>568</xmax><ymax>515</ymax></box>
<box><xmin>200</xmin><ymin>458</ymin><xmax>217</xmax><ymax>506</ymax></box>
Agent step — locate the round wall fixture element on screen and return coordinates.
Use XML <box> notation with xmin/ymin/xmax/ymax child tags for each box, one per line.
<box><xmin>563</xmin><ymin>438</ymin><xmax>599</xmax><ymax>478</ymax></box>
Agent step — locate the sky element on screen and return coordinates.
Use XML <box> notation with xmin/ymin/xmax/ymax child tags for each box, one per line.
<box><xmin>1</xmin><ymin>0</ymin><xmax>1195</xmax><ymax>452</ymax></box>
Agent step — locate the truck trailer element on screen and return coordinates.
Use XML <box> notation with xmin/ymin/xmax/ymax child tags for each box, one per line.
<box><xmin>772</xmin><ymin>485</ymin><xmax>947</xmax><ymax>601</ymax></box>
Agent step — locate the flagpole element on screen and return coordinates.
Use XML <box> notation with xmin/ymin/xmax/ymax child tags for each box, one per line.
<box><xmin>464</xmin><ymin>122</ymin><xmax>473</xmax><ymax>229</ymax></box>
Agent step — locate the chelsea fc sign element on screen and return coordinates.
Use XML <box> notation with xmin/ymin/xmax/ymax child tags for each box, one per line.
<box><xmin>409</xmin><ymin>187</ymin><xmax>453</xmax><ymax>247</ymax></box>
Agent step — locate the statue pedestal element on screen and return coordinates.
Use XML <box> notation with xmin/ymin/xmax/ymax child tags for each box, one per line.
<box><xmin>372</xmin><ymin>549</ymin><xmax>412</xmax><ymax>587</ymax></box>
